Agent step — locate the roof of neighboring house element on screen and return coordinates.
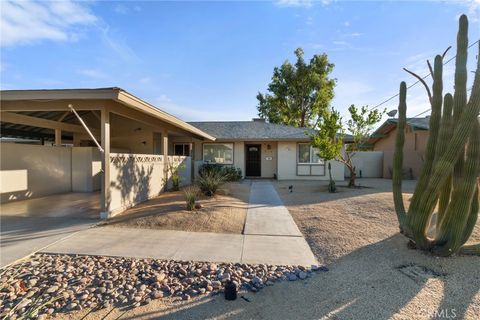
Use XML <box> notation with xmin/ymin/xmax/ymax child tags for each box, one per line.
<box><xmin>367</xmin><ymin>117</ymin><xmax>430</xmax><ymax>145</ymax></box>
<box><xmin>189</xmin><ymin>119</ymin><xmax>352</xmax><ymax>142</ymax></box>
<box><xmin>0</xmin><ymin>87</ymin><xmax>215</xmax><ymax>141</ymax></box>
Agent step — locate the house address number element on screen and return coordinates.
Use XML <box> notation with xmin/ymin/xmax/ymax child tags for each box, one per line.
<box><xmin>265</xmin><ymin>156</ymin><xmax>273</xmax><ymax>160</ymax></box>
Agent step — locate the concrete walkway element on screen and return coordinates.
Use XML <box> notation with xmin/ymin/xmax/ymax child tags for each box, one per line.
<box><xmin>42</xmin><ymin>181</ymin><xmax>317</xmax><ymax>266</ymax></box>
<box><xmin>244</xmin><ymin>180</ymin><xmax>302</xmax><ymax>236</ymax></box>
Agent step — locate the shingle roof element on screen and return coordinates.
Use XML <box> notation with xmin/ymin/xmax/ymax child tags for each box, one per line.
<box><xmin>188</xmin><ymin>121</ymin><xmax>315</xmax><ymax>141</ymax></box>
<box><xmin>367</xmin><ymin>117</ymin><xmax>430</xmax><ymax>146</ymax></box>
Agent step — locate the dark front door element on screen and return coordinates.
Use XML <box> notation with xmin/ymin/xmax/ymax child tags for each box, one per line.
<box><xmin>246</xmin><ymin>144</ymin><xmax>261</xmax><ymax>177</ymax></box>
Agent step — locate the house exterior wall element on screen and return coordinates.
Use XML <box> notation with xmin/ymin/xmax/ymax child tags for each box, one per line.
<box><xmin>373</xmin><ymin>126</ymin><xmax>428</xmax><ymax>178</ymax></box>
<box><xmin>72</xmin><ymin>147</ymin><xmax>102</xmax><ymax>192</ymax></box>
<box><xmin>347</xmin><ymin>151</ymin><xmax>384</xmax><ymax>178</ymax></box>
<box><xmin>1</xmin><ymin>143</ymin><xmax>72</xmax><ymax>202</ymax></box>
<box><xmin>277</xmin><ymin>141</ymin><xmax>344</xmax><ymax>181</ymax></box>
<box><xmin>108</xmin><ymin>153</ymin><xmax>191</xmax><ymax>215</ymax></box>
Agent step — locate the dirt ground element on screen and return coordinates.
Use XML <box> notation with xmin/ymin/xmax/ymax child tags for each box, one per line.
<box><xmin>101</xmin><ymin>181</ymin><xmax>250</xmax><ymax>234</ymax></box>
<box><xmin>55</xmin><ymin>178</ymin><xmax>480</xmax><ymax>320</ymax></box>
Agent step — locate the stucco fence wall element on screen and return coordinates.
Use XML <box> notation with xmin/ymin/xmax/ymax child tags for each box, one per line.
<box><xmin>0</xmin><ymin>143</ymin><xmax>101</xmax><ymax>203</ymax></box>
<box><xmin>109</xmin><ymin>153</ymin><xmax>191</xmax><ymax>215</ymax></box>
<box><xmin>345</xmin><ymin>151</ymin><xmax>384</xmax><ymax>178</ymax></box>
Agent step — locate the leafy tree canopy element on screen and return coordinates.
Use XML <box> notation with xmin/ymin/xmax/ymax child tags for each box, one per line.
<box><xmin>312</xmin><ymin>104</ymin><xmax>384</xmax><ymax>187</ymax></box>
<box><xmin>257</xmin><ymin>48</ymin><xmax>336</xmax><ymax>128</ymax></box>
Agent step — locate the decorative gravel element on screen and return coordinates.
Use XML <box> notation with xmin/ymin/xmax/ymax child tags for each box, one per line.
<box><xmin>0</xmin><ymin>254</ymin><xmax>326</xmax><ymax>319</ymax></box>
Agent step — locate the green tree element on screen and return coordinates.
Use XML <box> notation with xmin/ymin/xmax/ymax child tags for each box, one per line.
<box><xmin>257</xmin><ymin>48</ymin><xmax>336</xmax><ymax>128</ymax></box>
<box><xmin>312</xmin><ymin>105</ymin><xmax>384</xmax><ymax>188</ymax></box>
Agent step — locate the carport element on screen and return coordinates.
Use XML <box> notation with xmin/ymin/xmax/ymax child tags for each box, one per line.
<box><xmin>0</xmin><ymin>88</ymin><xmax>214</xmax><ymax>266</ymax></box>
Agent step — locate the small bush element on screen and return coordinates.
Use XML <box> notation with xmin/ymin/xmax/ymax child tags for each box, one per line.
<box><xmin>198</xmin><ymin>164</ymin><xmax>242</xmax><ymax>182</ymax></box>
<box><xmin>196</xmin><ymin>169</ymin><xmax>225</xmax><ymax>196</ymax></box>
<box><xmin>184</xmin><ymin>185</ymin><xmax>199</xmax><ymax>211</ymax></box>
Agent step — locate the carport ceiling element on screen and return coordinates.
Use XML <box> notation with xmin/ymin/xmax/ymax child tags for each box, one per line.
<box><xmin>0</xmin><ymin>110</ymin><xmax>95</xmax><ymax>141</ymax></box>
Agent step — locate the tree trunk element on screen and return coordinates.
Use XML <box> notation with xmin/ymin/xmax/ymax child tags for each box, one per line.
<box><xmin>348</xmin><ymin>166</ymin><xmax>356</xmax><ymax>187</ymax></box>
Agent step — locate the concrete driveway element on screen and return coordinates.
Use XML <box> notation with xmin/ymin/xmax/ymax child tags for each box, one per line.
<box><xmin>0</xmin><ymin>192</ymin><xmax>99</xmax><ymax>268</ymax></box>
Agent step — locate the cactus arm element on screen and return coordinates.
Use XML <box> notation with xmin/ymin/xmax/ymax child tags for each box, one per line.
<box><xmin>460</xmin><ymin>186</ymin><xmax>479</xmax><ymax>246</ymax></box>
<box><xmin>436</xmin><ymin>93</ymin><xmax>454</xmax><ymax>227</ymax></box>
<box><xmin>433</xmin><ymin>120</ymin><xmax>480</xmax><ymax>255</ymax></box>
<box><xmin>392</xmin><ymin>82</ymin><xmax>408</xmax><ymax>233</ymax></box>
<box><xmin>452</xmin><ymin>15</ymin><xmax>469</xmax><ymax>189</ymax></box>
<box><xmin>409</xmin><ymin>40</ymin><xmax>480</xmax><ymax>251</ymax></box>
<box><xmin>407</xmin><ymin>55</ymin><xmax>444</xmax><ymax>247</ymax></box>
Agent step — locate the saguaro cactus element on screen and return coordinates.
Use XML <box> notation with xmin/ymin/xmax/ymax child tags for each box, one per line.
<box><xmin>393</xmin><ymin>14</ymin><xmax>480</xmax><ymax>256</ymax></box>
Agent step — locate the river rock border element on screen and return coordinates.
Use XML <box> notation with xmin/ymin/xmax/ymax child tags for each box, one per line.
<box><xmin>0</xmin><ymin>254</ymin><xmax>327</xmax><ymax>319</ymax></box>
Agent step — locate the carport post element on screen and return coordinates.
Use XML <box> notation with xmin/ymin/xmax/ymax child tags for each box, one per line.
<box><xmin>163</xmin><ymin>128</ymin><xmax>169</xmax><ymax>190</ymax></box>
<box><xmin>100</xmin><ymin>108</ymin><xmax>111</xmax><ymax>219</ymax></box>
<box><xmin>55</xmin><ymin>129</ymin><xmax>61</xmax><ymax>146</ymax></box>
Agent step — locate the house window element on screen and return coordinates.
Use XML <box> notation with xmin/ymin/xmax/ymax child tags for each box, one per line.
<box><xmin>203</xmin><ymin>143</ymin><xmax>234</xmax><ymax>164</ymax></box>
<box><xmin>174</xmin><ymin>143</ymin><xmax>190</xmax><ymax>156</ymax></box>
<box><xmin>297</xmin><ymin>143</ymin><xmax>324</xmax><ymax>164</ymax></box>
<box><xmin>297</xmin><ymin>143</ymin><xmax>325</xmax><ymax>176</ymax></box>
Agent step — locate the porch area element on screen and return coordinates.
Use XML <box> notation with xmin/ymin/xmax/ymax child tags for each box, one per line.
<box><xmin>0</xmin><ymin>88</ymin><xmax>214</xmax><ymax>220</ymax></box>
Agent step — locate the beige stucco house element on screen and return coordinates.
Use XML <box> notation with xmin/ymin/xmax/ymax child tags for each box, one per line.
<box><xmin>368</xmin><ymin>117</ymin><xmax>429</xmax><ymax>179</ymax></box>
<box><xmin>0</xmin><ymin>88</ymin><xmax>345</xmax><ymax>219</ymax></box>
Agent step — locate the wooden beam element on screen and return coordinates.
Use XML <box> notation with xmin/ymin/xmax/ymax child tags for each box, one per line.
<box><xmin>0</xmin><ymin>100</ymin><xmax>107</xmax><ymax>112</ymax></box>
<box><xmin>55</xmin><ymin>129</ymin><xmax>62</xmax><ymax>146</ymax></box>
<box><xmin>91</xmin><ymin>110</ymin><xmax>101</xmax><ymax>121</ymax></box>
<box><xmin>57</xmin><ymin>111</ymin><xmax>69</xmax><ymax>122</ymax></box>
<box><xmin>1</xmin><ymin>112</ymin><xmax>99</xmax><ymax>135</ymax></box>
<box><xmin>107</xmin><ymin>101</ymin><xmax>210</xmax><ymax>141</ymax></box>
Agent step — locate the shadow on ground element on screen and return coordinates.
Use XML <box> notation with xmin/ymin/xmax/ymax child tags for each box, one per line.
<box><xmin>104</xmin><ymin>235</ymin><xmax>479</xmax><ymax>320</ymax></box>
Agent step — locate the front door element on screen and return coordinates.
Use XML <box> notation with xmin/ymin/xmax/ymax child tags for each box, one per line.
<box><xmin>246</xmin><ymin>144</ymin><xmax>261</xmax><ymax>177</ymax></box>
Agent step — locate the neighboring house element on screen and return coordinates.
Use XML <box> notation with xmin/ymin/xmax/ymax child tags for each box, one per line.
<box><xmin>0</xmin><ymin>88</ymin><xmax>345</xmax><ymax>219</ymax></box>
<box><xmin>175</xmin><ymin>119</ymin><xmax>345</xmax><ymax>181</ymax></box>
<box><xmin>367</xmin><ymin>117</ymin><xmax>430</xmax><ymax>179</ymax></box>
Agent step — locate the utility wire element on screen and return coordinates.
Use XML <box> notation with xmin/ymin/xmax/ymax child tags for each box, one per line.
<box><xmin>405</xmin><ymin>85</ymin><xmax>474</xmax><ymax>119</ymax></box>
<box><xmin>368</xmin><ymin>39</ymin><xmax>479</xmax><ymax>112</ymax></box>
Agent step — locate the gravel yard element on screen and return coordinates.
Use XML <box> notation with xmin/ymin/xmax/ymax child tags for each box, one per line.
<box><xmin>101</xmin><ymin>181</ymin><xmax>250</xmax><ymax>234</ymax></box>
<box><xmin>0</xmin><ymin>254</ymin><xmax>320</xmax><ymax>319</ymax></box>
<box><xmin>2</xmin><ymin>178</ymin><xmax>479</xmax><ymax>319</ymax></box>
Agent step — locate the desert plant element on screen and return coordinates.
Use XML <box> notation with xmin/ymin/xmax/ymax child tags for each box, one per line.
<box><xmin>199</xmin><ymin>164</ymin><xmax>242</xmax><ymax>182</ymax></box>
<box><xmin>196</xmin><ymin>169</ymin><xmax>225</xmax><ymax>196</ymax></box>
<box><xmin>393</xmin><ymin>14</ymin><xmax>480</xmax><ymax>256</ymax></box>
<box><xmin>166</xmin><ymin>161</ymin><xmax>186</xmax><ymax>191</ymax></box>
<box><xmin>183</xmin><ymin>185</ymin><xmax>199</xmax><ymax>211</ymax></box>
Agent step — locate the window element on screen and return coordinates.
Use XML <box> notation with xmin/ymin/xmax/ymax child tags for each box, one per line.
<box><xmin>203</xmin><ymin>143</ymin><xmax>234</xmax><ymax>164</ymax></box>
<box><xmin>297</xmin><ymin>143</ymin><xmax>324</xmax><ymax>164</ymax></box>
<box><xmin>174</xmin><ymin>143</ymin><xmax>190</xmax><ymax>156</ymax></box>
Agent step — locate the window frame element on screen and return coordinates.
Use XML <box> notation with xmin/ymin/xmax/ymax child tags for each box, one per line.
<box><xmin>296</xmin><ymin>143</ymin><xmax>326</xmax><ymax>176</ymax></box>
<box><xmin>202</xmin><ymin>142</ymin><xmax>234</xmax><ymax>165</ymax></box>
<box><xmin>173</xmin><ymin>143</ymin><xmax>191</xmax><ymax>156</ymax></box>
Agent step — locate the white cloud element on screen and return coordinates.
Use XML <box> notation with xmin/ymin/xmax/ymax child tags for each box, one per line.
<box><xmin>274</xmin><ymin>0</ymin><xmax>313</xmax><ymax>8</ymax></box>
<box><xmin>0</xmin><ymin>0</ymin><xmax>96</xmax><ymax>47</ymax></box>
<box><xmin>344</xmin><ymin>21</ymin><xmax>350</xmax><ymax>27</ymax></box>
<box><xmin>78</xmin><ymin>68</ymin><xmax>108</xmax><ymax>80</ymax></box>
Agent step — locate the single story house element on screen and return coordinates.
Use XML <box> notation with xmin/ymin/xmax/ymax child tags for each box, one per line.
<box><xmin>1</xmin><ymin>87</ymin><xmax>344</xmax><ymax>219</ymax></box>
<box><xmin>367</xmin><ymin>117</ymin><xmax>429</xmax><ymax>179</ymax></box>
<box><xmin>172</xmin><ymin>119</ymin><xmax>345</xmax><ymax>181</ymax></box>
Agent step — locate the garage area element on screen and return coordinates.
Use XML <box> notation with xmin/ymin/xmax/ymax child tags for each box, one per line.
<box><xmin>0</xmin><ymin>88</ymin><xmax>214</xmax><ymax>267</ymax></box>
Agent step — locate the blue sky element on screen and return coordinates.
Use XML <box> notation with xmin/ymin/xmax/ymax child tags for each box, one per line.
<box><xmin>1</xmin><ymin>0</ymin><xmax>479</xmax><ymax>123</ymax></box>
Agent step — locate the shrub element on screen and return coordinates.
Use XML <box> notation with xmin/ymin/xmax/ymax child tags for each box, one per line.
<box><xmin>198</xmin><ymin>164</ymin><xmax>242</xmax><ymax>182</ymax></box>
<box><xmin>196</xmin><ymin>169</ymin><xmax>225</xmax><ymax>196</ymax></box>
<box><xmin>166</xmin><ymin>162</ymin><xmax>186</xmax><ymax>191</ymax></box>
<box><xmin>183</xmin><ymin>185</ymin><xmax>199</xmax><ymax>211</ymax></box>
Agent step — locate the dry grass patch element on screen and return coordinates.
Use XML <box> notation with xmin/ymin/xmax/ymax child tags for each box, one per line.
<box><xmin>102</xmin><ymin>181</ymin><xmax>250</xmax><ymax>234</ymax></box>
